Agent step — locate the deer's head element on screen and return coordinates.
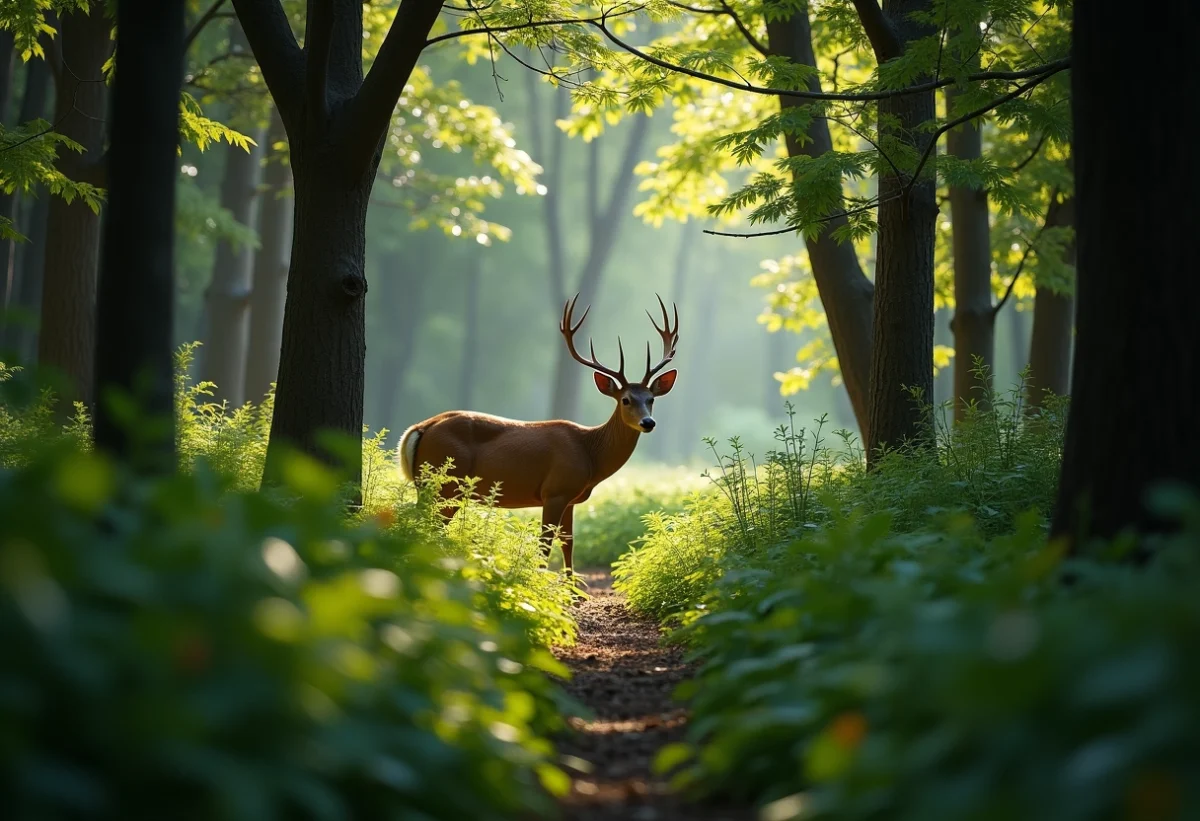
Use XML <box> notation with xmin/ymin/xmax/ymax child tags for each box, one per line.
<box><xmin>561</xmin><ymin>294</ymin><xmax>679</xmax><ymax>433</ymax></box>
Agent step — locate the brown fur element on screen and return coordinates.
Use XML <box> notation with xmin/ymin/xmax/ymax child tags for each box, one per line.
<box><xmin>399</xmin><ymin>374</ymin><xmax>676</xmax><ymax>571</ymax></box>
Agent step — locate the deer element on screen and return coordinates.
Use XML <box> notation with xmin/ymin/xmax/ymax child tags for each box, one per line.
<box><xmin>396</xmin><ymin>294</ymin><xmax>679</xmax><ymax>572</ymax></box>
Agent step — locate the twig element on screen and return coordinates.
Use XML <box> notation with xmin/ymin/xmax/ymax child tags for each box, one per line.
<box><xmin>184</xmin><ymin>0</ymin><xmax>229</xmax><ymax>52</ymax></box>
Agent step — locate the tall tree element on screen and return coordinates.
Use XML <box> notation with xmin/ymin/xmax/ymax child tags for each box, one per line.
<box><xmin>243</xmin><ymin>106</ymin><xmax>293</xmax><ymax>404</ymax></box>
<box><xmin>200</xmin><ymin>24</ymin><xmax>265</xmax><ymax>407</ymax></box>
<box><xmin>946</xmin><ymin>86</ymin><xmax>994</xmax><ymax>418</ymax></box>
<box><xmin>860</xmin><ymin>0</ymin><xmax>937</xmax><ymax>462</ymax></box>
<box><xmin>228</xmin><ymin>0</ymin><xmax>453</xmax><ymax>482</ymax></box>
<box><xmin>1026</xmin><ymin>191</ymin><xmax>1073</xmax><ymax>410</ymax></box>
<box><xmin>93</xmin><ymin>0</ymin><xmax>186</xmax><ymax>472</ymax></box>
<box><xmin>1</xmin><ymin>48</ymin><xmax>51</xmax><ymax>359</ymax></box>
<box><xmin>765</xmin><ymin>5</ymin><xmax>874</xmax><ymax>441</ymax></box>
<box><xmin>1052</xmin><ymin>2</ymin><xmax>1197</xmax><ymax>546</ymax></box>
<box><xmin>39</xmin><ymin>6</ymin><xmax>110</xmax><ymax>410</ymax></box>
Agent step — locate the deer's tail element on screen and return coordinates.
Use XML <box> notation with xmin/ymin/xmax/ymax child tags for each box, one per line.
<box><xmin>397</xmin><ymin>425</ymin><xmax>424</xmax><ymax>485</ymax></box>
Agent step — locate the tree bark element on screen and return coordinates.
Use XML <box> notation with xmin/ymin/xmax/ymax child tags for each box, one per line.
<box><xmin>232</xmin><ymin>0</ymin><xmax>445</xmax><ymax>486</ymax></box>
<box><xmin>93</xmin><ymin>0</ymin><xmax>185</xmax><ymax>473</ymax></box>
<box><xmin>38</xmin><ymin>7</ymin><xmax>110</xmax><ymax>411</ymax></box>
<box><xmin>200</xmin><ymin>25</ymin><xmax>264</xmax><ymax>407</ymax></box>
<box><xmin>1</xmin><ymin>51</ymin><xmax>51</xmax><ymax>359</ymax></box>
<box><xmin>0</xmin><ymin>29</ymin><xmax>13</xmax><ymax>123</ymax></box>
<box><xmin>765</xmin><ymin>8</ymin><xmax>875</xmax><ymax>442</ymax></box>
<box><xmin>1026</xmin><ymin>193</ymin><xmax>1074</xmax><ymax>410</ymax></box>
<box><xmin>946</xmin><ymin>86</ymin><xmax>995</xmax><ymax>419</ymax></box>
<box><xmin>865</xmin><ymin>0</ymin><xmax>937</xmax><ymax>464</ymax></box>
<box><xmin>457</xmin><ymin>252</ymin><xmax>482</xmax><ymax>409</ymax></box>
<box><xmin>243</xmin><ymin>107</ymin><xmax>293</xmax><ymax>404</ymax></box>
<box><xmin>1052</xmin><ymin>2</ymin><xmax>1200</xmax><ymax>546</ymax></box>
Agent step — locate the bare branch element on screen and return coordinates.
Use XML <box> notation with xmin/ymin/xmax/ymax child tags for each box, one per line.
<box><xmin>424</xmin><ymin>7</ymin><xmax>645</xmax><ymax>47</ymax></box>
<box><xmin>184</xmin><ymin>0</ymin><xmax>229</xmax><ymax>52</ymax></box>
<box><xmin>229</xmin><ymin>0</ymin><xmax>305</xmax><ymax>123</ymax></box>
<box><xmin>595</xmin><ymin>20</ymin><xmax>1069</xmax><ymax>103</ymax></box>
<box><xmin>305</xmin><ymin>0</ymin><xmax>333</xmax><ymax>120</ymax></box>
<box><xmin>850</xmin><ymin>0</ymin><xmax>902</xmax><ymax>62</ymax></box>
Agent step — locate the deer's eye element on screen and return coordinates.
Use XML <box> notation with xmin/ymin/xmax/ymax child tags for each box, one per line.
<box><xmin>622</xmin><ymin>397</ymin><xmax>630</xmax><ymax>405</ymax></box>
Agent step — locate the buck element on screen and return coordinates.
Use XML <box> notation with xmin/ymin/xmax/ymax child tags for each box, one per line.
<box><xmin>397</xmin><ymin>294</ymin><xmax>679</xmax><ymax>572</ymax></box>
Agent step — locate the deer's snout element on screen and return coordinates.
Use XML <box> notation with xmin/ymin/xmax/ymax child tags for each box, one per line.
<box><xmin>640</xmin><ymin>417</ymin><xmax>656</xmax><ymax>432</ymax></box>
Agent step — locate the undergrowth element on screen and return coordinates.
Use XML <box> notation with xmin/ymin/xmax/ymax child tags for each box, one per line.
<box><xmin>614</xmin><ymin>374</ymin><xmax>1200</xmax><ymax>819</ymax></box>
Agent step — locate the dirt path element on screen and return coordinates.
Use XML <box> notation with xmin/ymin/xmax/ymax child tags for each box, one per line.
<box><xmin>554</xmin><ymin>572</ymin><xmax>753</xmax><ymax>821</ymax></box>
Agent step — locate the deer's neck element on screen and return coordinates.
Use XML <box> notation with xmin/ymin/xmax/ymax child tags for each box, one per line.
<box><xmin>585</xmin><ymin>407</ymin><xmax>641</xmax><ymax>483</ymax></box>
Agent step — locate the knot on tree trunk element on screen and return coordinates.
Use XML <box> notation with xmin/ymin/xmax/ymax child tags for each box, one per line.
<box><xmin>340</xmin><ymin>274</ymin><xmax>367</xmax><ymax>299</ymax></box>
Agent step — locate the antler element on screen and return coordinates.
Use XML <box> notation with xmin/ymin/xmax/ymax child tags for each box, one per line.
<box><xmin>642</xmin><ymin>294</ymin><xmax>680</xmax><ymax>383</ymax></box>
<box><xmin>561</xmin><ymin>294</ymin><xmax>628</xmax><ymax>386</ymax></box>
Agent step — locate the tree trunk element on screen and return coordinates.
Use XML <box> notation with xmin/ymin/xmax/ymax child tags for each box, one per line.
<box><xmin>0</xmin><ymin>29</ymin><xmax>13</xmax><ymax>123</ymax></box>
<box><xmin>243</xmin><ymin>108</ymin><xmax>293</xmax><ymax>404</ymax></box>
<box><xmin>1052</xmin><ymin>2</ymin><xmax>1200</xmax><ymax>546</ymax></box>
<box><xmin>267</xmin><ymin>164</ymin><xmax>372</xmax><ymax>477</ymax></box>
<box><xmin>93</xmin><ymin>0</ymin><xmax>185</xmax><ymax>472</ymax></box>
<box><xmin>457</xmin><ymin>252</ymin><xmax>482</xmax><ymax>409</ymax></box>
<box><xmin>38</xmin><ymin>7</ymin><xmax>110</xmax><ymax>411</ymax></box>
<box><xmin>1026</xmin><ymin>193</ymin><xmax>1074</xmax><ymax>410</ymax></box>
<box><xmin>201</xmin><ymin>24</ymin><xmax>264</xmax><ymax>408</ymax></box>
<box><xmin>766</xmin><ymin>8</ymin><xmax>875</xmax><ymax>441</ymax></box>
<box><xmin>866</xmin><ymin>0</ymin><xmax>937</xmax><ymax>464</ymax></box>
<box><xmin>1</xmin><ymin>52</ymin><xmax>51</xmax><ymax>359</ymax></box>
<box><xmin>946</xmin><ymin>86</ymin><xmax>995</xmax><ymax>419</ymax></box>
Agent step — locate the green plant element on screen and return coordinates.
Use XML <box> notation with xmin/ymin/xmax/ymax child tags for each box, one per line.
<box><xmin>0</xmin><ymin>440</ymin><xmax>572</xmax><ymax>819</ymax></box>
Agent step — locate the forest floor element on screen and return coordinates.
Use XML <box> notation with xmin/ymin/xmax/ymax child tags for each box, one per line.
<box><xmin>554</xmin><ymin>571</ymin><xmax>753</xmax><ymax>821</ymax></box>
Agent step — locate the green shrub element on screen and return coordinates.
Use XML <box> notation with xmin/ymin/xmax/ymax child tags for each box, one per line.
<box><xmin>656</xmin><ymin>493</ymin><xmax>1200</xmax><ymax>821</ymax></box>
<box><xmin>0</xmin><ymin>440</ymin><xmax>571</xmax><ymax>819</ymax></box>
<box><xmin>2</xmin><ymin>345</ymin><xmax>578</xmax><ymax>650</ymax></box>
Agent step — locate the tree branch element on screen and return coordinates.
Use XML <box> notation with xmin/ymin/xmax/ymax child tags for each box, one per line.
<box><xmin>229</xmin><ymin>0</ymin><xmax>305</xmax><ymax>124</ymax></box>
<box><xmin>305</xmin><ymin>0</ymin><xmax>333</xmax><ymax>120</ymax></box>
<box><xmin>184</xmin><ymin>0</ymin><xmax>228</xmax><ymax>52</ymax></box>
<box><xmin>594</xmin><ymin>20</ymin><xmax>1069</xmax><ymax>103</ymax></box>
<box><xmin>342</xmin><ymin>0</ymin><xmax>445</xmax><ymax>180</ymax></box>
<box><xmin>850</xmin><ymin>0</ymin><xmax>903</xmax><ymax>62</ymax></box>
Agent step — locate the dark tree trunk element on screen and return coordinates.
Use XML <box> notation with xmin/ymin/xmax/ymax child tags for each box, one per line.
<box><xmin>1</xmin><ymin>52</ymin><xmax>51</xmax><ymax>359</ymax></box>
<box><xmin>270</xmin><ymin>165</ymin><xmax>372</xmax><ymax>474</ymax></box>
<box><xmin>1052</xmin><ymin>3</ymin><xmax>1200</xmax><ymax>546</ymax></box>
<box><xmin>457</xmin><ymin>252</ymin><xmax>482</xmax><ymax>409</ymax></box>
<box><xmin>244</xmin><ymin>108</ymin><xmax>293</xmax><ymax>404</ymax></box>
<box><xmin>93</xmin><ymin>0</ymin><xmax>185</xmax><ymax>472</ymax></box>
<box><xmin>201</xmin><ymin>24</ymin><xmax>264</xmax><ymax>407</ymax></box>
<box><xmin>865</xmin><ymin>0</ymin><xmax>937</xmax><ymax>464</ymax></box>
<box><xmin>0</xmin><ymin>29</ymin><xmax>13</xmax><ymax>122</ymax></box>
<box><xmin>1027</xmin><ymin>193</ymin><xmax>1074</xmax><ymax>410</ymax></box>
<box><xmin>233</xmin><ymin>0</ymin><xmax>445</xmax><ymax>487</ymax></box>
<box><xmin>946</xmin><ymin>87</ymin><xmax>995</xmax><ymax>419</ymax></box>
<box><xmin>39</xmin><ymin>8</ymin><xmax>110</xmax><ymax>411</ymax></box>
<box><xmin>766</xmin><ymin>7</ymin><xmax>875</xmax><ymax>441</ymax></box>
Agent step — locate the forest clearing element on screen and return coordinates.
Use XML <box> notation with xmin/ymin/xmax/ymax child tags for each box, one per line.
<box><xmin>3</xmin><ymin>1</ymin><xmax>1199</xmax><ymax>819</ymax></box>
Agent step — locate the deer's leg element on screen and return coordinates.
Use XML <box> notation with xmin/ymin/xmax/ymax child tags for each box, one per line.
<box><xmin>540</xmin><ymin>497</ymin><xmax>569</xmax><ymax>565</ymax></box>
<box><xmin>559</xmin><ymin>504</ymin><xmax>575</xmax><ymax>572</ymax></box>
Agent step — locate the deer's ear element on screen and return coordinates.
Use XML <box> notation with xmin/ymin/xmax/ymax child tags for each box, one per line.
<box><xmin>650</xmin><ymin>369</ymin><xmax>678</xmax><ymax>396</ymax></box>
<box><xmin>594</xmin><ymin>372</ymin><xmax>621</xmax><ymax>396</ymax></box>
